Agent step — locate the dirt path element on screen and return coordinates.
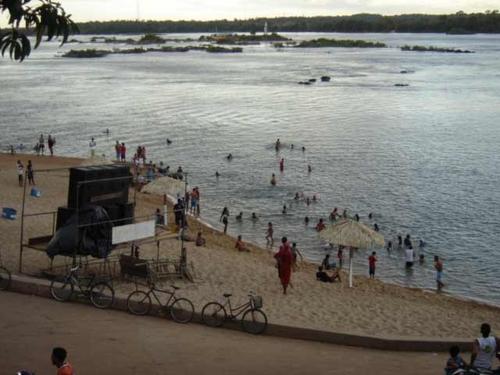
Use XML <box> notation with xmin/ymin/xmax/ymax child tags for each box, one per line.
<box><xmin>0</xmin><ymin>292</ymin><xmax>447</xmax><ymax>375</ymax></box>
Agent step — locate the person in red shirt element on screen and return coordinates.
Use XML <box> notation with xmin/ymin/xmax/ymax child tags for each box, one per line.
<box><xmin>368</xmin><ymin>251</ymin><xmax>377</xmax><ymax>279</ymax></box>
<box><xmin>51</xmin><ymin>347</ymin><xmax>74</xmax><ymax>375</ymax></box>
<box><xmin>274</xmin><ymin>237</ymin><xmax>293</xmax><ymax>294</ymax></box>
<box><xmin>279</xmin><ymin>158</ymin><xmax>284</xmax><ymax>172</ymax></box>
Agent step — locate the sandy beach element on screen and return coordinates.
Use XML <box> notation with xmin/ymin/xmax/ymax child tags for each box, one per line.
<box><xmin>1</xmin><ymin>153</ymin><xmax>500</xmax><ymax>340</ymax></box>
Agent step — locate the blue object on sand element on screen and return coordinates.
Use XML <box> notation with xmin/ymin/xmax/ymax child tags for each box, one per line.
<box><xmin>2</xmin><ymin>207</ymin><xmax>17</xmax><ymax>220</ymax></box>
<box><xmin>30</xmin><ymin>188</ymin><xmax>41</xmax><ymax>198</ymax></box>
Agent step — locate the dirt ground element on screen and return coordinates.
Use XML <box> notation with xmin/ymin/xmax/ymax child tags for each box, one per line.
<box><xmin>0</xmin><ymin>292</ymin><xmax>449</xmax><ymax>375</ymax></box>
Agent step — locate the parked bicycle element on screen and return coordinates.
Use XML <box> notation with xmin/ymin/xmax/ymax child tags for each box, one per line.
<box><xmin>50</xmin><ymin>265</ymin><xmax>114</xmax><ymax>309</ymax></box>
<box><xmin>127</xmin><ymin>283</ymin><xmax>195</xmax><ymax>324</ymax></box>
<box><xmin>201</xmin><ymin>292</ymin><xmax>268</xmax><ymax>334</ymax></box>
<box><xmin>0</xmin><ymin>249</ymin><xmax>12</xmax><ymax>291</ymax></box>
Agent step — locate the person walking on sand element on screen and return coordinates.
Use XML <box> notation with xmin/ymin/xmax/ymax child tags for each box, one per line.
<box><xmin>291</xmin><ymin>242</ymin><xmax>303</xmax><ymax>270</ymax></box>
<box><xmin>434</xmin><ymin>255</ymin><xmax>444</xmax><ymax>291</ymax></box>
<box><xmin>48</xmin><ymin>135</ymin><xmax>55</xmax><ymax>156</ymax></box>
<box><xmin>27</xmin><ymin>160</ymin><xmax>35</xmax><ymax>185</ymax></box>
<box><xmin>368</xmin><ymin>251</ymin><xmax>377</xmax><ymax>279</ymax></box>
<box><xmin>51</xmin><ymin>347</ymin><xmax>74</xmax><ymax>375</ymax></box>
<box><xmin>266</xmin><ymin>222</ymin><xmax>274</xmax><ymax>248</ymax></box>
<box><xmin>89</xmin><ymin>137</ymin><xmax>96</xmax><ymax>158</ymax></box>
<box><xmin>16</xmin><ymin>160</ymin><xmax>24</xmax><ymax>187</ymax></box>
<box><xmin>274</xmin><ymin>237</ymin><xmax>293</xmax><ymax>294</ymax></box>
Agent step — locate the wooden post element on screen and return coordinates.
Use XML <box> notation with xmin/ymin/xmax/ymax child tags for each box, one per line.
<box><xmin>349</xmin><ymin>247</ymin><xmax>353</xmax><ymax>288</ymax></box>
<box><xmin>18</xmin><ymin>170</ymin><xmax>28</xmax><ymax>273</ymax></box>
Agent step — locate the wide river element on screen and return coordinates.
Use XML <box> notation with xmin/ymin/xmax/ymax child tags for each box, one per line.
<box><xmin>1</xmin><ymin>32</ymin><xmax>499</xmax><ymax>304</ymax></box>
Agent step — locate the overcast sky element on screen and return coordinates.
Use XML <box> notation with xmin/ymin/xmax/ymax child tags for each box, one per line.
<box><xmin>2</xmin><ymin>0</ymin><xmax>499</xmax><ymax>23</ymax></box>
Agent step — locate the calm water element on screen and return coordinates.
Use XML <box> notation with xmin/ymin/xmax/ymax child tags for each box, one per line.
<box><xmin>1</xmin><ymin>32</ymin><xmax>499</xmax><ymax>304</ymax></box>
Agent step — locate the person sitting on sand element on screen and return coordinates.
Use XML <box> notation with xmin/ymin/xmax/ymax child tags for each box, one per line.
<box><xmin>316</xmin><ymin>266</ymin><xmax>341</xmax><ymax>283</ymax></box>
<box><xmin>445</xmin><ymin>345</ymin><xmax>467</xmax><ymax>375</ymax></box>
<box><xmin>316</xmin><ymin>218</ymin><xmax>326</xmax><ymax>232</ymax></box>
<box><xmin>270</xmin><ymin>173</ymin><xmax>276</xmax><ymax>186</ymax></box>
<box><xmin>196</xmin><ymin>232</ymin><xmax>206</xmax><ymax>247</ymax></box>
<box><xmin>235</xmin><ymin>235</ymin><xmax>249</xmax><ymax>252</ymax></box>
<box><xmin>236</xmin><ymin>212</ymin><xmax>243</xmax><ymax>221</ymax></box>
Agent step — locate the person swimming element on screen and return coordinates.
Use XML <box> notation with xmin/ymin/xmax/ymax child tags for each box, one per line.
<box><xmin>271</xmin><ymin>173</ymin><xmax>277</xmax><ymax>186</ymax></box>
<box><xmin>355</xmin><ymin>214</ymin><xmax>360</xmax><ymax>222</ymax></box>
<box><xmin>282</xmin><ymin>205</ymin><xmax>287</xmax><ymax>214</ymax></box>
<box><xmin>386</xmin><ymin>241</ymin><xmax>392</xmax><ymax>251</ymax></box>
<box><xmin>330</xmin><ymin>208</ymin><xmax>338</xmax><ymax>221</ymax></box>
<box><xmin>306</xmin><ymin>197</ymin><xmax>311</xmax><ymax>206</ymax></box>
<box><xmin>374</xmin><ymin>223</ymin><xmax>379</xmax><ymax>232</ymax></box>
<box><xmin>312</xmin><ymin>194</ymin><xmax>317</xmax><ymax>202</ymax></box>
<box><xmin>215</xmin><ymin>170</ymin><xmax>220</xmax><ymax>177</ymax></box>
<box><xmin>251</xmin><ymin>212</ymin><xmax>258</xmax><ymax>221</ymax></box>
<box><xmin>236</xmin><ymin>212</ymin><xmax>243</xmax><ymax>221</ymax></box>
<box><xmin>166</xmin><ymin>138</ymin><xmax>172</xmax><ymax>145</ymax></box>
<box><xmin>368</xmin><ymin>212</ymin><xmax>373</xmax><ymax>219</ymax></box>
<box><xmin>279</xmin><ymin>158</ymin><xmax>284</xmax><ymax>172</ymax></box>
<box><xmin>302</xmin><ymin>146</ymin><xmax>306</xmax><ymax>152</ymax></box>
<box><xmin>294</xmin><ymin>192</ymin><xmax>300</xmax><ymax>200</ymax></box>
<box><xmin>308</xmin><ymin>164</ymin><xmax>312</xmax><ymax>173</ymax></box>
<box><xmin>304</xmin><ymin>216</ymin><xmax>310</xmax><ymax>225</ymax></box>
<box><xmin>226</xmin><ymin>153</ymin><xmax>233</xmax><ymax>161</ymax></box>
<box><xmin>290</xmin><ymin>144</ymin><xmax>294</xmax><ymax>150</ymax></box>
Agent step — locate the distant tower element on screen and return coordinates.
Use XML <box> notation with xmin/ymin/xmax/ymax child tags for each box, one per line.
<box><xmin>264</xmin><ymin>21</ymin><xmax>268</xmax><ymax>35</ymax></box>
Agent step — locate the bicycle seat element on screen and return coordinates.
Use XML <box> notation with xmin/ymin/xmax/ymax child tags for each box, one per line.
<box><xmin>223</xmin><ymin>293</ymin><xmax>232</xmax><ymax>298</ymax></box>
<box><xmin>170</xmin><ymin>285</ymin><xmax>179</xmax><ymax>290</ymax></box>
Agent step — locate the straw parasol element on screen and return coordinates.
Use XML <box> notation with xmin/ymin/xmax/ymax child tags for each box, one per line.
<box><xmin>320</xmin><ymin>219</ymin><xmax>384</xmax><ymax>287</ymax></box>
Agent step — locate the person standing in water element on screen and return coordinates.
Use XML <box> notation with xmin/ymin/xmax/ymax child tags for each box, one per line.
<box><xmin>48</xmin><ymin>135</ymin><xmax>55</xmax><ymax>156</ymax></box>
<box><xmin>275</xmin><ymin>138</ymin><xmax>281</xmax><ymax>151</ymax></box>
<box><xmin>279</xmin><ymin>158</ymin><xmax>284</xmax><ymax>172</ymax></box>
<box><xmin>434</xmin><ymin>256</ymin><xmax>444</xmax><ymax>291</ymax></box>
<box><xmin>27</xmin><ymin>160</ymin><xmax>35</xmax><ymax>185</ymax></box>
<box><xmin>274</xmin><ymin>237</ymin><xmax>293</xmax><ymax>295</ymax></box>
<box><xmin>266</xmin><ymin>222</ymin><xmax>274</xmax><ymax>248</ymax></box>
<box><xmin>89</xmin><ymin>137</ymin><xmax>96</xmax><ymax>158</ymax></box>
<box><xmin>270</xmin><ymin>173</ymin><xmax>277</xmax><ymax>186</ymax></box>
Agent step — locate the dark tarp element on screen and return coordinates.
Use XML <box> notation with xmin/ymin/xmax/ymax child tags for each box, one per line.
<box><xmin>47</xmin><ymin>205</ymin><xmax>114</xmax><ymax>259</ymax></box>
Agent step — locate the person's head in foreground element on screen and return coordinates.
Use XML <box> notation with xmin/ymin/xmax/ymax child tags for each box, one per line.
<box><xmin>51</xmin><ymin>347</ymin><xmax>67</xmax><ymax>368</ymax></box>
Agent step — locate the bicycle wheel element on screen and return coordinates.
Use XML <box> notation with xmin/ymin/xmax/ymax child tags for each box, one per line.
<box><xmin>170</xmin><ymin>297</ymin><xmax>195</xmax><ymax>324</ymax></box>
<box><xmin>50</xmin><ymin>278</ymin><xmax>74</xmax><ymax>302</ymax></box>
<box><xmin>241</xmin><ymin>308</ymin><xmax>268</xmax><ymax>335</ymax></box>
<box><xmin>0</xmin><ymin>266</ymin><xmax>11</xmax><ymax>291</ymax></box>
<box><xmin>127</xmin><ymin>291</ymin><xmax>151</xmax><ymax>315</ymax></box>
<box><xmin>90</xmin><ymin>282</ymin><xmax>114</xmax><ymax>309</ymax></box>
<box><xmin>201</xmin><ymin>302</ymin><xmax>226</xmax><ymax>327</ymax></box>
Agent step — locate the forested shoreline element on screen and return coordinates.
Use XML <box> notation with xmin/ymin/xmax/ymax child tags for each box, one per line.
<box><xmin>67</xmin><ymin>12</ymin><xmax>500</xmax><ymax>35</ymax></box>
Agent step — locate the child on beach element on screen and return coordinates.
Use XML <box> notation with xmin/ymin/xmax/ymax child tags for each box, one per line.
<box><xmin>16</xmin><ymin>160</ymin><xmax>24</xmax><ymax>187</ymax></box>
<box><xmin>266</xmin><ymin>222</ymin><xmax>274</xmax><ymax>248</ymax></box>
<box><xmin>445</xmin><ymin>345</ymin><xmax>467</xmax><ymax>375</ymax></box>
<box><xmin>368</xmin><ymin>251</ymin><xmax>377</xmax><ymax>279</ymax></box>
<box><xmin>27</xmin><ymin>160</ymin><xmax>35</xmax><ymax>185</ymax></box>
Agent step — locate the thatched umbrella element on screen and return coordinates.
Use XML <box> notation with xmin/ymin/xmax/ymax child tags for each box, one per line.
<box><xmin>320</xmin><ymin>219</ymin><xmax>384</xmax><ymax>287</ymax></box>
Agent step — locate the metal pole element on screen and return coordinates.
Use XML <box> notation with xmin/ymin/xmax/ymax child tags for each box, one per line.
<box><xmin>18</xmin><ymin>169</ymin><xmax>28</xmax><ymax>273</ymax></box>
<box><xmin>180</xmin><ymin>173</ymin><xmax>187</xmax><ymax>275</ymax></box>
<box><xmin>74</xmin><ymin>182</ymin><xmax>80</xmax><ymax>267</ymax></box>
<box><xmin>349</xmin><ymin>247</ymin><xmax>353</xmax><ymax>288</ymax></box>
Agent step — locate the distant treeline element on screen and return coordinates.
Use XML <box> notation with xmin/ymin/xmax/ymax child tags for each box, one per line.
<box><xmin>70</xmin><ymin>12</ymin><xmax>500</xmax><ymax>35</ymax></box>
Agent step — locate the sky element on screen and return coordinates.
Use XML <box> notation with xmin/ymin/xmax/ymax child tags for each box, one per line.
<box><xmin>1</xmin><ymin>0</ymin><xmax>499</xmax><ymax>24</ymax></box>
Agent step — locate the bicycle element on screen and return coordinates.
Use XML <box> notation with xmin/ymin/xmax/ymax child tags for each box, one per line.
<box><xmin>49</xmin><ymin>265</ymin><xmax>115</xmax><ymax>309</ymax></box>
<box><xmin>0</xmin><ymin>249</ymin><xmax>12</xmax><ymax>291</ymax></box>
<box><xmin>201</xmin><ymin>292</ymin><xmax>268</xmax><ymax>334</ymax></box>
<box><xmin>127</xmin><ymin>283</ymin><xmax>195</xmax><ymax>324</ymax></box>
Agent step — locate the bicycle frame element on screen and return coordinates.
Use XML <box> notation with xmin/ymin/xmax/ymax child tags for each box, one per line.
<box><xmin>224</xmin><ymin>297</ymin><xmax>252</xmax><ymax>319</ymax></box>
<box><xmin>65</xmin><ymin>269</ymin><xmax>97</xmax><ymax>295</ymax></box>
<box><xmin>145</xmin><ymin>286</ymin><xmax>176</xmax><ymax>308</ymax></box>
